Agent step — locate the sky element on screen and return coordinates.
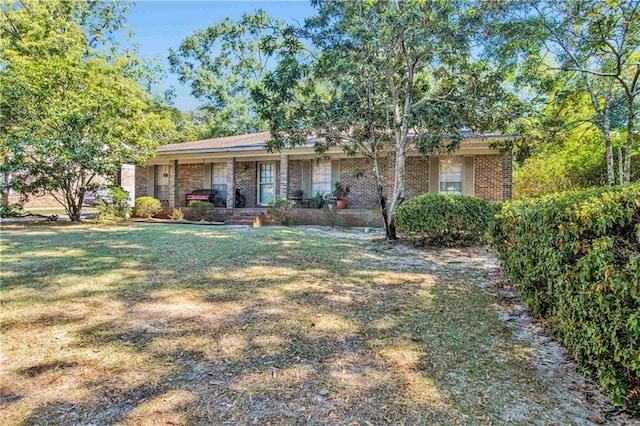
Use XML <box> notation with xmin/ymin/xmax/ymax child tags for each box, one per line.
<box><xmin>126</xmin><ymin>1</ymin><xmax>316</xmax><ymax>111</ymax></box>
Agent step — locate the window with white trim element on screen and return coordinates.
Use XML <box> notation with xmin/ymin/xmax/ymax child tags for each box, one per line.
<box><xmin>154</xmin><ymin>165</ymin><xmax>170</xmax><ymax>201</ymax></box>
<box><xmin>211</xmin><ymin>163</ymin><xmax>227</xmax><ymax>201</ymax></box>
<box><xmin>312</xmin><ymin>161</ymin><xmax>331</xmax><ymax>196</ymax></box>
<box><xmin>439</xmin><ymin>157</ymin><xmax>463</xmax><ymax>194</ymax></box>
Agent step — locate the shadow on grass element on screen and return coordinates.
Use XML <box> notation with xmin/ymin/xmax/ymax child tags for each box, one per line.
<box><xmin>0</xmin><ymin>223</ymin><xmax>575</xmax><ymax>424</ymax></box>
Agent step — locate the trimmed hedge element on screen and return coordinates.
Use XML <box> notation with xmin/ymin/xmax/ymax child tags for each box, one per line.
<box><xmin>133</xmin><ymin>197</ymin><xmax>162</xmax><ymax>219</ymax></box>
<box><xmin>189</xmin><ymin>200</ymin><xmax>213</xmax><ymax>221</ymax></box>
<box><xmin>395</xmin><ymin>193</ymin><xmax>498</xmax><ymax>246</ymax></box>
<box><xmin>492</xmin><ymin>185</ymin><xmax>640</xmax><ymax>410</ymax></box>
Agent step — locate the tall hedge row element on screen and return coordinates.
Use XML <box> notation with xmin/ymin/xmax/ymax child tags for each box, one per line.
<box><xmin>492</xmin><ymin>185</ymin><xmax>640</xmax><ymax>410</ymax></box>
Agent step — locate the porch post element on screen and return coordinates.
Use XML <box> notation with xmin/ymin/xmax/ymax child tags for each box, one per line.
<box><xmin>226</xmin><ymin>157</ymin><xmax>235</xmax><ymax>208</ymax></box>
<box><xmin>279</xmin><ymin>154</ymin><xmax>289</xmax><ymax>200</ymax></box>
<box><xmin>171</xmin><ymin>159</ymin><xmax>179</xmax><ymax>208</ymax></box>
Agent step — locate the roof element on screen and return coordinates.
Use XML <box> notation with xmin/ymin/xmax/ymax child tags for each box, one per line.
<box><xmin>157</xmin><ymin>132</ymin><xmax>272</xmax><ymax>154</ymax></box>
<box><xmin>156</xmin><ymin>131</ymin><xmax>511</xmax><ymax>156</ymax></box>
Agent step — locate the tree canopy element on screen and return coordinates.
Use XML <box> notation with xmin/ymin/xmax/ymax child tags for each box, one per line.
<box><xmin>251</xmin><ymin>0</ymin><xmax>519</xmax><ymax>238</ymax></box>
<box><xmin>487</xmin><ymin>0</ymin><xmax>640</xmax><ymax>186</ymax></box>
<box><xmin>168</xmin><ymin>10</ymin><xmax>290</xmax><ymax>137</ymax></box>
<box><xmin>0</xmin><ymin>0</ymin><xmax>176</xmax><ymax>221</ymax></box>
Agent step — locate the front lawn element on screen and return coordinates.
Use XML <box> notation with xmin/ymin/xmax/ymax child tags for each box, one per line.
<box><xmin>0</xmin><ymin>223</ymin><xmax>621</xmax><ymax>424</ymax></box>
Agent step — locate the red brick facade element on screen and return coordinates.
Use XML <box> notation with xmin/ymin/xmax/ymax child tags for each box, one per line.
<box><xmin>177</xmin><ymin>164</ymin><xmax>204</xmax><ymax>207</ymax></box>
<box><xmin>136</xmin><ymin>152</ymin><xmax>511</xmax><ymax>210</ymax></box>
<box><xmin>135</xmin><ymin>166</ymin><xmax>148</xmax><ymax>199</ymax></box>
<box><xmin>474</xmin><ymin>154</ymin><xmax>505</xmax><ymax>202</ymax></box>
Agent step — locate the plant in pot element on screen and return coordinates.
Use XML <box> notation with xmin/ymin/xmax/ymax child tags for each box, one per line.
<box><xmin>333</xmin><ymin>182</ymin><xmax>350</xmax><ymax>209</ymax></box>
<box><xmin>313</xmin><ymin>191</ymin><xmax>325</xmax><ymax>209</ymax></box>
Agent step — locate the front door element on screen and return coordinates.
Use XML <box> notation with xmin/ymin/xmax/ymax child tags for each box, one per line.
<box><xmin>258</xmin><ymin>162</ymin><xmax>275</xmax><ymax>205</ymax></box>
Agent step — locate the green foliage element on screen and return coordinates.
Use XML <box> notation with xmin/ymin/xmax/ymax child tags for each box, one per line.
<box><xmin>395</xmin><ymin>194</ymin><xmax>498</xmax><ymax>247</ymax></box>
<box><xmin>332</xmin><ymin>182</ymin><xmax>350</xmax><ymax>200</ymax></box>
<box><xmin>252</xmin><ymin>0</ymin><xmax>520</xmax><ymax>239</ymax></box>
<box><xmin>492</xmin><ymin>185</ymin><xmax>640</xmax><ymax>409</ymax></box>
<box><xmin>313</xmin><ymin>192</ymin><xmax>325</xmax><ymax>209</ymax></box>
<box><xmin>265</xmin><ymin>199</ymin><xmax>296</xmax><ymax>225</ymax></box>
<box><xmin>169</xmin><ymin>208</ymin><xmax>184</xmax><ymax>221</ymax></box>
<box><xmin>0</xmin><ymin>0</ymin><xmax>176</xmax><ymax>222</ymax></box>
<box><xmin>168</xmin><ymin>10</ymin><xmax>286</xmax><ymax>136</ymax></box>
<box><xmin>486</xmin><ymin>1</ymin><xmax>640</xmax><ymax>185</ymax></box>
<box><xmin>189</xmin><ymin>201</ymin><xmax>213</xmax><ymax>221</ymax></box>
<box><xmin>95</xmin><ymin>185</ymin><xmax>130</xmax><ymax>221</ymax></box>
<box><xmin>133</xmin><ymin>197</ymin><xmax>162</xmax><ymax>219</ymax></box>
<box><xmin>0</xmin><ymin>201</ymin><xmax>24</xmax><ymax>218</ymax></box>
<box><xmin>513</xmin><ymin>130</ymin><xmax>610</xmax><ymax>198</ymax></box>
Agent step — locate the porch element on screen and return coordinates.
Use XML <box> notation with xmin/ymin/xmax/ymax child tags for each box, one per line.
<box><xmin>136</xmin><ymin>131</ymin><xmax>512</xmax><ymax>212</ymax></box>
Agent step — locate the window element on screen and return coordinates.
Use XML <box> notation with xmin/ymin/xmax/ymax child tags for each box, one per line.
<box><xmin>312</xmin><ymin>161</ymin><xmax>331</xmax><ymax>196</ymax></box>
<box><xmin>439</xmin><ymin>157</ymin><xmax>463</xmax><ymax>194</ymax></box>
<box><xmin>154</xmin><ymin>165</ymin><xmax>169</xmax><ymax>201</ymax></box>
<box><xmin>258</xmin><ymin>162</ymin><xmax>275</xmax><ymax>205</ymax></box>
<box><xmin>211</xmin><ymin>163</ymin><xmax>227</xmax><ymax>202</ymax></box>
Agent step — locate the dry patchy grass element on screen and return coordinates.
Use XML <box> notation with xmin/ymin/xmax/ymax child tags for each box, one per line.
<box><xmin>0</xmin><ymin>223</ymin><xmax>623</xmax><ymax>425</ymax></box>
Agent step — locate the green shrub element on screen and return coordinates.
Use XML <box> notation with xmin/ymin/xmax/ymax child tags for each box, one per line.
<box><xmin>96</xmin><ymin>185</ymin><xmax>130</xmax><ymax>221</ymax></box>
<box><xmin>265</xmin><ymin>199</ymin><xmax>296</xmax><ymax>225</ymax></box>
<box><xmin>395</xmin><ymin>193</ymin><xmax>498</xmax><ymax>246</ymax></box>
<box><xmin>0</xmin><ymin>201</ymin><xmax>25</xmax><ymax>218</ymax></box>
<box><xmin>133</xmin><ymin>196</ymin><xmax>162</xmax><ymax>219</ymax></box>
<box><xmin>189</xmin><ymin>200</ymin><xmax>212</xmax><ymax>221</ymax></box>
<box><xmin>492</xmin><ymin>184</ymin><xmax>640</xmax><ymax>410</ymax></box>
<box><xmin>169</xmin><ymin>208</ymin><xmax>184</xmax><ymax>220</ymax></box>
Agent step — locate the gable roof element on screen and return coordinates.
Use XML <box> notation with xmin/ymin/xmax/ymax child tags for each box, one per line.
<box><xmin>156</xmin><ymin>130</ymin><xmax>511</xmax><ymax>156</ymax></box>
<box><xmin>157</xmin><ymin>132</ymin><xmax>272</xmax><ymax>154</ymax></box>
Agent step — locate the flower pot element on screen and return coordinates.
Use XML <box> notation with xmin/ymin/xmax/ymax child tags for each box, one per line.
<box><xmin>336</xmin><ymin>199</ymin><xmax>346</xmax><ymax>209</ymax></box>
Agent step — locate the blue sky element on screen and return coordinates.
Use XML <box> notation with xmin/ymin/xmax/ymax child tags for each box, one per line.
<box><xmin>126</xmin><ymin>1</ymin><xmax>316</xmax><ymax>111</ymax></box>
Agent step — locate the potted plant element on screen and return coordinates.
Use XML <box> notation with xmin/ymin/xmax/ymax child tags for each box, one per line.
<box><xmin>313</xmin><ymin>191</ymin><xmax>325</xmax><ymax>209</ymax></box>
<box><xmin>333</xmin><ymin>182</ymin><xmax>350</xmax><ymax>209</ymax></box>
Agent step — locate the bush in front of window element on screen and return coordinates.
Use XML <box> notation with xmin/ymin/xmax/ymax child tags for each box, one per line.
<box><xmin>133</xmin><ymin>196</ymin><xmax>162</xmax><ymax>219</ymax></box>
<box><xmin>395</xmin><ymin>193</ymin><xmax>498</xmax><ymax>246</ymax></box>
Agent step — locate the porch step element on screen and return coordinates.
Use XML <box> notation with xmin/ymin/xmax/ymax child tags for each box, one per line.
<box><xmin>223</xmin><ymin>210</ymin><xmax>262</xmax><ymax>226</ymax></box>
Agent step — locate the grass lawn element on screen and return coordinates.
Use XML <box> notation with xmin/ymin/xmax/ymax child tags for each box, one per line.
<box><xmin>0</xmin><ymin>223</ymin><xmax>616</xmax><ymax>424</ymax></box>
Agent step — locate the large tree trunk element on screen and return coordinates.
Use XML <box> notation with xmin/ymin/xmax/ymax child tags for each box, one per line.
<box><xmin>385</xmin><ymin>135</ymin><xmax>407</xmax><ymax>241</ymax></box>
<box><xmin>372</xmin><ymin>154</ymin><xmax>394</xmax><ymax>239</ymax></box>
<box><xmin>602</xmin><ymin>108</ymin><xmax>616</xmax><ymax>186</ymax></box>
<box><xmin>617</xmin><ymin>144</ymin><xmax>624</xmax><ymax>186</ymax></box>
<box><xmin>623</xmin><ymin>107</ymin><xmax>634</xmax><ymax>184</ymax></box>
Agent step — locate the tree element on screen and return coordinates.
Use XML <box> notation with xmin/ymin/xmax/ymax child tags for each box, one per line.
<box><xmin>0</xmin><ymin>0</ymin><xmax>175</xmax><ymax>221</ymax></box>
<box><xmin>253</xmin><ymin>0</ymin><xmax>518</xmax><ymax>239</ymax></box>
<box><xmin>487</xmin><ymin>0</ymin><xmax>640</xmax><ymax>185</ymax></box>
<box><xmin>168</xmin><ymin>10</ymin><xmax>288</xmax><ymax>136</ymax></box>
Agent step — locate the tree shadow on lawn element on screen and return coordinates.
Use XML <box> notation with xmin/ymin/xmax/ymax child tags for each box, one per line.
<box><xmin>0</xmin><ymin>224</ymin><xmax>589</xmax><ymax>424</ymax></box>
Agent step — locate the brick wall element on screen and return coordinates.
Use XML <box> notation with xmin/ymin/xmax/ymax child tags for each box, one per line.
<box><xmin>502</xmin><ymin>153</ymin><xmax>513</xmax><ymax>201</ymax></box>
<box><xmin>474</xmin><ymin>154</ymin><xmax>505</xmax><ymax>202</ymax></box>
<box><xmin>236</xmin><ymin>161</ymin><xmax>257</xmax><ymax>208</ymax></box>
<box><xmin>260</xmin><ymin>208</ymin><xmax>384</xmax><ymax>227</ymax></box>
<box><xmin>146</xmin><ymin>152</ymin><xmax>510</xmax><ymax>210</ymax></box>
<box><xmin>405</xmin><ymin>156</ymin><xmax>429</xmax><ymax>199</ymax></box>
<box><xmin>177</xmin><ymin>164</ymin><xmax>204</xmax><ymax>207</ymax></box>
<box><xmin>279</xmin><ymin>155</ymin><xmax>289</xmax><ymax>200</ymax></box>
<box><xmin>135</xmin><ymin>166</ymin><xmax>148</xmax><ymax>200</ymax></box>
<box><xmin>289</xmin><ymin>160</ymin><xmax>303</xmax><ymax>197</ymax></box>
<box><xmin>339</xmin><ymin>157</ymin><xmax>394</xmax><ymax>209</ymax></box>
